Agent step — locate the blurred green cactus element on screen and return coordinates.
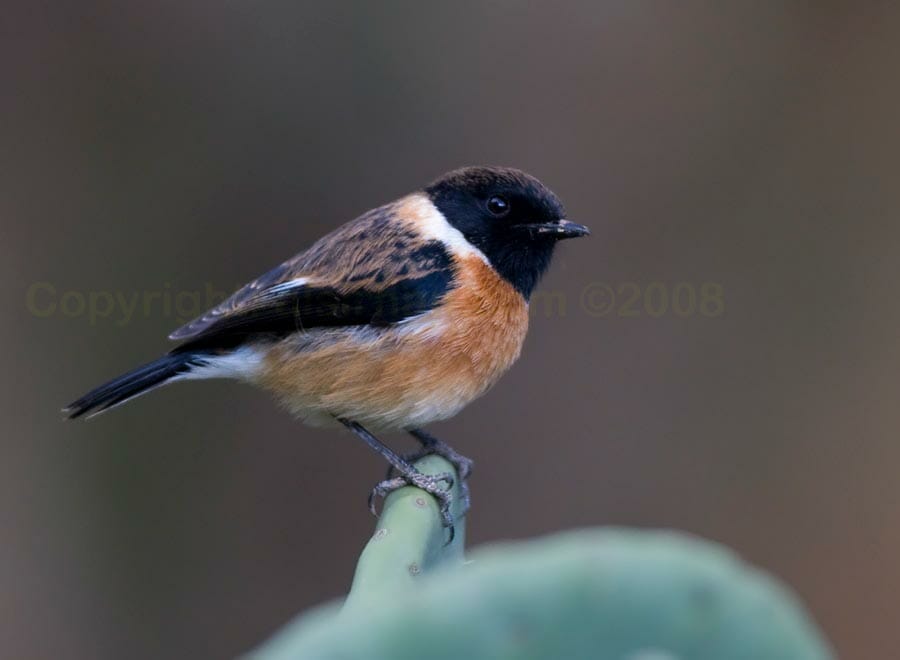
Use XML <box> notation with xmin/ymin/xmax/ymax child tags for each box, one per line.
<box><xmin>250</xmin><ymin>456</ymin><xmax>833</xmax><ymax>660</ymax></box>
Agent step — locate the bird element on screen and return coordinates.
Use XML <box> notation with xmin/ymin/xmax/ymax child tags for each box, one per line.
<box><xmin>65</xmin><ymin>166</ymin><xmax>589</xmax><ymax>537</ymax></box>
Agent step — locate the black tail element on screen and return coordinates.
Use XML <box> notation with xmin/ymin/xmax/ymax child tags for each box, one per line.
<box><xmin>64</xmin><ymin>352</ymin><xmax>209</xmax><ymax>419</ymax></box>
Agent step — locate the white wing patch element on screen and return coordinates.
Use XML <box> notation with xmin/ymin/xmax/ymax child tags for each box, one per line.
<box><xmin>263</xmin><ymin>277</ymin><xmax>310</xmax><ymax>297</ymax></box>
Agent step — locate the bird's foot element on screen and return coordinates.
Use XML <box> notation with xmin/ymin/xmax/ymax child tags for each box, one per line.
<box><xmin>386</xmin><ymin>429</ymin><xmax>473</xmax><ymax>516</ymax></box>
<box><xmin>413</xmin><ymin>430</ymin><xmax>475</xmax><ymax>481</ymax></box>
<box><xmin>368</xmin><ymin>470</ymin><xmax>456</xmax><ymax>542</ymax></box>
<box><xmin>337</xmin><ymin>418</ymin><xmax>460</xmax><ymax>543</ymax></box>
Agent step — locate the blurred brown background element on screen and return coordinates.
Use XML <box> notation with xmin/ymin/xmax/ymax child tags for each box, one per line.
<box><xmin>4</xmin><ymin>2</ymin><xmax>899</xmax><ymax>658</ymax></box>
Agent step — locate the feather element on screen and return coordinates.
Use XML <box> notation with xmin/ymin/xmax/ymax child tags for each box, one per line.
<box><xmin>168</xmin><ymin>195</ymin><xmax>460</xmax><ymax>352</ymax></box>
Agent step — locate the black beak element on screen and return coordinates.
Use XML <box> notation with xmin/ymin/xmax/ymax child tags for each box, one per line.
<box><xmin>518</xmin><ymin>219</ymin><xmax>591</xmax><ymax>239</ymax></box>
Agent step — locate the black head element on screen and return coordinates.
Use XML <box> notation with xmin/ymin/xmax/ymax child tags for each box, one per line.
<box><xmin>425</xmin><ymin>166</ymin><xmax>588</xmax><ymax>298</ymax></box>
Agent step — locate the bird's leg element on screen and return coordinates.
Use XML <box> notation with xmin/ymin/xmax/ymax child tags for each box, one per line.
<box><xmin>384</xmin><ymin>428</ymin><xmax>473</xmax><ymax>515</ymax></box>
<box><xmin>410</xmin><ymin>429</ymin><xmax>474</xmax><ymax>481</ymax></box>
<box><xmin>339</xmin><ymin>419</ymin><xmax>456</xmax><ymax>539</ymax></box>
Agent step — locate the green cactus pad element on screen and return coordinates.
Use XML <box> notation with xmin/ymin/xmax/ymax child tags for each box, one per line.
<box><xmin>252</xmin><ymin>484</ymin><xmax>833</xmax><ymax>660</ymax></box>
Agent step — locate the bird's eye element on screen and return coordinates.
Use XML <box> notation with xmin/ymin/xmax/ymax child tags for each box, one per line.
<box><xmin>486</xmin><ymin>195</ymin><xmax>510</xmax><ymax>216</ymax></box>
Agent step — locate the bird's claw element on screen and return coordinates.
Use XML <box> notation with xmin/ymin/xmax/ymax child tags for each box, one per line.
<box><xmin>386</xmin><ymin>443</ymin><xmax>473</xmax><ymax>516</ymax></box>
<box><xmin>368</xmin><ymin>470</ymin><xmax>456</xmax><ymax>542</ymax></box>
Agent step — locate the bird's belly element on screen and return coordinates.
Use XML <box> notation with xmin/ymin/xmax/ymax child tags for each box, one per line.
<box><xmin>256</xmin><ymin>263</ymin><xmax>529</xmax><ymax>430</ymax></box>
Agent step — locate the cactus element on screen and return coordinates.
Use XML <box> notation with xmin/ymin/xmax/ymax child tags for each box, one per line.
<box><xmin>250</xmin><ymin>456</ymin><xmax>833</xmax><ymax>660</ymax></box>
<box><xmin>342</xmin><ymin>454</ymin><xmax>466</xmax><ymax>611</ymax></box>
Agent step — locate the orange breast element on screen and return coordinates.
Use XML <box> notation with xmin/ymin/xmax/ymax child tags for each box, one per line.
<box><xmin>257</xmin><ymin>255</ymin><xmax>529</xmax><ymax>430</ymax></box>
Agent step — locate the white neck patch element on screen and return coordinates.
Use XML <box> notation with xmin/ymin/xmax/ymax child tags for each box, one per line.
<box><xmin>401</xmin><ymin>193</ymin><xmax>490</xmax><ymax>265</ymax></box>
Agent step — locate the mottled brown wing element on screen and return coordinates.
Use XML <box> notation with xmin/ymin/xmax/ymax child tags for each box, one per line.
<box><xmin>168</xmin><ymin>258</ymin><xmax>299</xmax><ymax>341</ymax></box>
<box><xmin>167</xmin><ymin>200</ymin><xmax>454</xmax><ymax>348</ymax></box>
